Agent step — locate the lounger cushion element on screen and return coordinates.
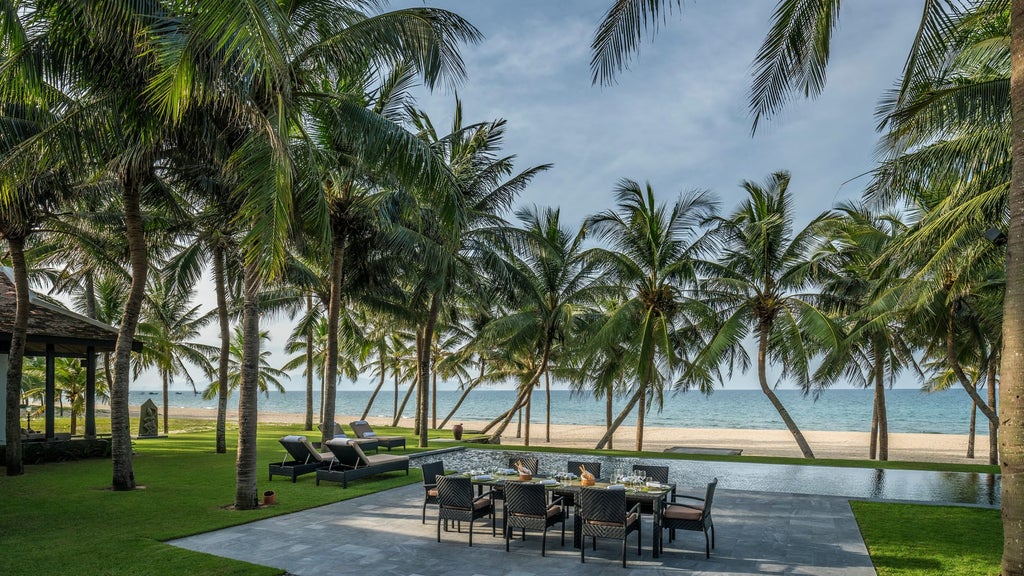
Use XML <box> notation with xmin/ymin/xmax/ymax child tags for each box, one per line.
<box><xmin>473</xmin><ymin>497</ymin><xmax>491</xmax><ymax>511</ymax></box>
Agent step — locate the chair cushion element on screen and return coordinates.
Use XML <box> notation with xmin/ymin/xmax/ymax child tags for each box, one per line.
<box><xmin>473</xmin><ymin>497</ymin><xmax>491</xmax><ymax>511</ymax></box>
<box><xmin>426</xmin><ymin>488</ymin><xmax>438</xmax><ymax>497</ymax></box>
<box><xmin>547</xmin><ymin>505</ymin><xmax>563</xmax><ymax>518</ymax></box>
<box><xmin>587</xmin><ymin>512</ymin><xmax>636</xmax><ymax>528</ymax></box>
<box><xmin>664</xmin><ymin>505</ymin><xmax>702</xmax><ymax>520</ymax></box>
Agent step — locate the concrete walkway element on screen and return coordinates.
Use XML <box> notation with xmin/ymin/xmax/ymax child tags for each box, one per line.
<box><xmin>170</xmin><ymin>483</ymin><xmax>876</xmax><ymax>575</ymax></box>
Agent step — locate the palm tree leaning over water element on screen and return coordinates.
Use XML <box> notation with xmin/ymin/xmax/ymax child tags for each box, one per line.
<box><xmin>584</xmin><ymin>180</ymin><xmax>716</xmax><ymax>452</ymax></box>
<box><xmin>698</xmin><ymin>172</ymin><xmax>836</xmax><ymax>459</ymax></box>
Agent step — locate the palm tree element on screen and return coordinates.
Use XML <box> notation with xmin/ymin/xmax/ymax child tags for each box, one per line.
<box><xmin>592</xmin><ymin>3</ymin><xmax>1024</xmax><ymax>567</ymax></box>
<box><xmin>816</xmin><ymin>203</ymin><xmax>918</xmax><ymax>460</ymax></box>
<box><xmin>583</xmin><ymin>180</ymin><xmax>716</xmax><ymax>451</ymax></box>
<box><xmin>133</xmin><ymin>276</ymin><xmax>216</xmax><ymax>434</ymax></box>
<box><xmin>150</xmin><ymin>1</ymin><xmax>480</xmax><ymax>509</ymax></box>
<box><xmin>699</xmin><ymin>171</ymin><xmax>836</xmax><ymax>459</ymax></box>
<box><xmin>202</xmin><ymin>328</ymin><xmax>289</xmax><ymax>401</ymax></box>
<box><xmin>24</xmin><ymin>356</ymin><xmax>110</xmax><ymax>436</ymax></box>
<box><xmin>475</xmin><ymin>206</ymin><xmax>604</xmax><ymax>445</ymax></box>
<box><xmin>400</xmin><ymin>104</ymin><xmax>551</xmax><ymax>447</ymax></box>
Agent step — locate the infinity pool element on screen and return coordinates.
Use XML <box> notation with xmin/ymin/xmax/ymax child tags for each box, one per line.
<box><xmin>421</xmin><ymin>448</ymin><xmax>1000</xmax><ymax>507</ymax></box>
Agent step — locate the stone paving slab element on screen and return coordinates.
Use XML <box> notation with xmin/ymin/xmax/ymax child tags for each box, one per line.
<box><xmin>169</xmin><ymin>484</ymin><xmax>876</xmax><ymax>575</ymax></box>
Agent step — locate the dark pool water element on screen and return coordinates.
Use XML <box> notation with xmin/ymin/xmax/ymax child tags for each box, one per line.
<box><xmin>415</xmin><ymin>448</ymin><xmax>1001</xmax><ymax>507</ymax></box>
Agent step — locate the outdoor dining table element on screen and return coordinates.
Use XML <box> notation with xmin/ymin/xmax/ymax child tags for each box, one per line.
<box><xmin>467</xmin><ymin>472</ymin><xmax>676</xmax><ymax>558</ymax></box>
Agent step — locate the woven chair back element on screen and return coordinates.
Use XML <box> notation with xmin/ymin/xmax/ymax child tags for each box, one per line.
<box><xmin>421</xmin><ymin>461</ymin><xmax>444</xmax><ymax>487</ymax></box>
<box><xmin>701</xmin><ymin>478</ymin><xmax>719</xmax><ymax>520</ymax></box>
<box><xmin>579</xmin><ymin>487</ymin><xmax>626</xmax><ymax>524</ymax></box>
<box><xmin>508</xmin><ymin>456</ymin><xmax>540</xmax><ymax>476</ymax></box>
<box><xmin>504</xmin><ymin>482</ymin><xmax>548</xmax><ymax>517</ymax></box>
<box><xmin>634</xmin><ymin>464</ymin><xmax>669</xmax><ymax>484</ymax></box>
<box><xmin>436</xmin><ymin>475</ymin><xmax>474</xmax><ymax>509</ymax></box>
<box><xmin>568</xmin><ymin>460</ymin><xmax>602</xmax><ymax>479</ymax></box>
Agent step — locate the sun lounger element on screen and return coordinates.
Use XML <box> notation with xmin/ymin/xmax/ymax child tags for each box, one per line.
<box><xmin>315</xmin><ymin>438</ymin><xmax>409</xmax><ymax>488</ymax></box>
<box><xmin>318</xmin><ymin>422</ymin><xmax>380</xmax><ymax>453</ymax></box>
<box><xmin>348</xmin><ymin>420</ymin><xmax>406</xmax><ymax>451</ymax></box>
<box><xmin>269</xmin><ymin>435</ymin><xmax>335</xmax><ymax>482</ymax></box>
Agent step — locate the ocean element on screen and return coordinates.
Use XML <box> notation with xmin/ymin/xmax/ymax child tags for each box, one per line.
<box><xmin>135</xmin><ymin>386</ymin><xmax>990</xmax><ymax>436</ymax></box>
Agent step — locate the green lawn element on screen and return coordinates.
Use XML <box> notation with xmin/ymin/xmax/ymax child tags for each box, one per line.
<box><xmin>852</xmin><ymin>501</ymin><xmax>1002</xmax><ymax>575</ymax></box>
<box><xmin>1</xmin><ymin>421</ymin><xmax>1003</xmax><ymax>575</ymax></box>
<box><xmin>1</xmin><ymin>423</ymin><xmax>421</xmax><ymax>576</ymax></box>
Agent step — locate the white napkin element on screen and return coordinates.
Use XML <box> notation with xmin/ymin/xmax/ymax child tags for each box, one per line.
<box><xmin>607</xmin><ymin>484</ymin><xmax>626</xmax><ymax>490</ymax></box>
<box><xmin>473</xmin><ymin>474</ymin><xmax>493</xmax><ymax>481</ymax></box>
<box><xmin>539</xmin><ymin>479</ymin><xmax>558</xmax><ymax>485</ymax></box>
<box><xmin>646</xmin><ymin>481</ymin><xmax>662</xmax><ymax>488</ymax></box>
<box><xmin>501</xmin><ymin>468</ymin><xmax>518</xmax><ymax>475</ymax></box>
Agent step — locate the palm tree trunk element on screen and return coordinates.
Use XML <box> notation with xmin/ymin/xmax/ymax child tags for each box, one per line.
<box><xmin>234</xmin><ymin>262</ymin><xmax>261</xmax><ymax>510</ymax></box>
<box><xmin>989</xmin><ymin>359</ymin><xmax>999</xmax><ymax>465</ymax></box>
<box><xmin>305</xmin><ymin>295</ymin><xmax>314</xmax><ymax>431</ymax></box>
<box><xmin>947</xmin><ymin>309</ymin><xmax>999</xmax><ymax>425</ymax></box>
<box><xmin>321</xmin><ymin>233</ymin><xmax>346</xmax><ymax>445</ymax></box>
<box><xmin>395</xmin><ymin>375</ymin><xmax>417</xmax><ymax>427</ymax></box>
<box><xmin>5</xmin><ymin>235</ymin><xmax>28</xmax><ymax>476</ymax></box>
<box><xmin>874</xmin><ymin>340</ymin><xmax>888</xmax><ymax>461</ymax></box>
<box><xmin>213</xmin><ymin>244</ymin><xmax>230</xmax><ymax>454</ymax></box>
<box><xmin>758</xmin><ymin>322</ymin><xmax>814</xmax><ymax>458</ymax></box>
<box><xmin>70</xmin><ymin>409</ymin><xmax>77</xmax><ymax>436</ymax></box>
<box><xmin>439</xmin><ymin>361</ymin><xmax>484</xmax><ymax>429</ymax></box>
<box><xmin>431</xmin><ymin>355</ymin><xmax>437</xmax><ymax>430</ymax></box>
<box><xmin>635</xmin><ymin>385</ymin><xmax>647</xmax><ymax>451</ymax></box>
<box><xmin>595</xmin><ymin>387</ymin><xmax>643</xmax><ymax>450</ymax></box>
<box><xmin>413</xmin><ymin>331</ymin><xmax>423</xmax><ymax>436</ymax></box>
<box><xmin>1002</xmin><ymin>6</ymin><xmax>1024</xmax><ymax>571</ymax></box>
<box><xmin>544</xmin><ymin>370</ymin><xmax>551</xmax><ymax>443</ymax></box>
<box><xmin>162</xmin><ymin>370</ymin><xmax>169</xmax><ymax>435</ymax></box>
<box><xmin>361</xmin><ymin>353</ymin><xmax>385</xmax><ymax>421</ymax></box>
<box><xmin>968</xmin><ymin>400</ymin><xmax>977</xmax><ymax>459</ymax></box>
<box><xmin>112</xmin><ymin>176</ymin><xmax>148</xmax><ymax>491</ymax></box>
<box><xmin>524</xmin><ymin>387</ymin><xmax>532</xmax><ymax>446</ymax></box>
<box><xmin>392</xmin><ymin>369</ymin><xmax>399</xmax><ymax>423</ymax></box>
<box><xmin>417</xmin><ymin>295</ymin><xmax>441</xmax><ymax>447</ymax></box>
<box><xmin>869</xmin><ymin>395</ymin><xmax>879</xmax><ymax>460</ymax></box>
<box><xmin>485</xmin><ymin>344</ymin><xmax>550</xmax><ymax>440</ymax></box>
<box><xmin>606</xmin><ymin>386</ymin><xmax>614</xmax><ymax>450</ymax></box>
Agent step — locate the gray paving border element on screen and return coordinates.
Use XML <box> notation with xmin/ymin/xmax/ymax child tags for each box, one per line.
<box><xmin>170</xmin><ymin>484</ymin><xmax>876</xmax><ymax>575</ymax></box>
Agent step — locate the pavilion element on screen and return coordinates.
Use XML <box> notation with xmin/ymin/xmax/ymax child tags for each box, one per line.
<box><xmin>0</xmin><ymin>267</ymin><xmax>142</xmax><ymax>459</ymax></box>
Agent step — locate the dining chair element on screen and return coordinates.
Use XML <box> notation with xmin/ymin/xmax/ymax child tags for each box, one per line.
<box><xmin>660</xmin><ymin>478</ymin><xmax>718</xmax><ymax>558</ymax></box>
<box><xmin>503</xmin><ymin>482</ymin><xmax>566</xmax><ymax>556</ymax></box>
<box><xmin>568</xmin><ymin>460</ymin><xmax>602</xmax><ymax>480</ymax></box>
<box><xmin>632</xmin><ymin>464</ymin><xmax>671</xmax><ymax>513</ymax></box>
<box><xmin>421</xmin><ymin>461</ymin><xmax>445</xmax><ymax>524</ymax></box>
<box><xmin>436</xmin><ymin>475</ymin><xmax>496</xmax><ymax>546</ymax></box>
<box><xmin>634</xmin><ymin>464</ymin><xmax>669</xmax><ymax>484</ymax></box>
<box><xmin>578</xmin><ymin>487</ymin><xmax>642</xmax><ymax>567</ymax></box>
<box><xmin>508</xmin><ymin>456</ymin><xmax>540</xmax><ymax>476</ymax></box>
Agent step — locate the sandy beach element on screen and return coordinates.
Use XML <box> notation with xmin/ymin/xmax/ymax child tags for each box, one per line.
<box><xmin>148</xmin><ymin>406</ymin><xmax>990</xmax><ymax>465</ymax></box>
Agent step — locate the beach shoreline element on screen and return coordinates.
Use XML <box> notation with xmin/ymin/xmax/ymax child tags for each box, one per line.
<box><xmin>121</xmin><ymin>404</ymin><xmax>990</xmax><ymax>465</ymax></box>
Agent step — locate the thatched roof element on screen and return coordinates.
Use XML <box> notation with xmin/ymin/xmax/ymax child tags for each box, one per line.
<box><xmin>0</xmin><ymin>268</ymin><xmax>142</xmax><ymax>356</ymax></box>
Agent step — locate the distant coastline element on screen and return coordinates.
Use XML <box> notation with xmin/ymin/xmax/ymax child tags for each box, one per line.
<box><xmin>124</xmin><ymin>387</ymin><xmax>989</xmax><ymax>437</ymax></box>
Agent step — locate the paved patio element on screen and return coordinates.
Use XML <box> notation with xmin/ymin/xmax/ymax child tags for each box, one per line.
<box><xmin>170</xmin><ymin>482</ymin><xmax>876</xmax><ymax>575</ymax></box>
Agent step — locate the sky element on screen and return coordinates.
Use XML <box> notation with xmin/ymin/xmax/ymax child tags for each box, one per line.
<box><xmin>150</xmin><ymin>1</ymin><xmax>927</xmax><ymax>392</ymax></box>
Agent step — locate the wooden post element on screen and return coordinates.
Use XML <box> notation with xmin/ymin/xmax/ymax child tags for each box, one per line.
<box><xmin>85</xmin><ymin>346</ymin><xmax>96</xmax><ymax>439</ymax></box>
<box><xmin>45</xmin><ymin>344</ymin><xmax>55</xmax><ymax>439</ymax></box>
